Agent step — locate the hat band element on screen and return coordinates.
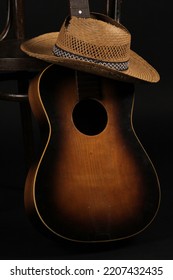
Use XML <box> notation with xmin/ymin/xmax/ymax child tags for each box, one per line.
<box><xmin>53</xmin><ymin>45</ymin><xmax>129</xmax><ymax>72</ymax></box>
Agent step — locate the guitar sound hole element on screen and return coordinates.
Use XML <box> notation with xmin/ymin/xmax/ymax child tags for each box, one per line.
<box><xmin>72</xmin><ymin>99</ymin><xmax>108</xmax><ymax>136</ymax></box>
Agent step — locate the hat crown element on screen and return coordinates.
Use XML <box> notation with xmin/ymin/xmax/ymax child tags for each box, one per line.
<box><xmin>56</xmin><ymin>14</ymin><xmax>131</xmax><ymax>63</ymax></box>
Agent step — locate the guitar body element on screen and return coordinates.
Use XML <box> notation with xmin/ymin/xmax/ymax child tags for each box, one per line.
<box><xmin>25</xmin><ymin>64</ymin><xmax>160</xmax><ymax>242</ymax></box>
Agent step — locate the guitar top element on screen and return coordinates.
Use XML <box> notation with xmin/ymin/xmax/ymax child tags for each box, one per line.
<box><xmin>25</xmin><ymin>64</ymin><xmax>160</xmax><ymax>242</ymax></box>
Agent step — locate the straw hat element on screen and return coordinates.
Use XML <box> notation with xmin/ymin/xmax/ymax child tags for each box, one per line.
<box><xmin>21</xmin><ymin>13</ymin><xmax>160</xmax><ymax>83</ymax></box>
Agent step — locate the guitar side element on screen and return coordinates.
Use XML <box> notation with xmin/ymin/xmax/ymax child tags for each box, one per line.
<box><xmin>25</xmin><ymin>64</ymin><xmax>160</xmax><ymax>242</ymax></box>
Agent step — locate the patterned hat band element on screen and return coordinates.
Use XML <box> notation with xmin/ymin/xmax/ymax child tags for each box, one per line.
<box><xmin>53</xmin><ymin>45</ymin><xmax>129</xmax><ymax>72</ymax></box>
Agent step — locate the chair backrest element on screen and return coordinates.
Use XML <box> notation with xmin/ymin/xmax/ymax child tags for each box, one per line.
<box><xmin>0</xmin><ymin>0</ymin><xmax>122</xmax><ymax>42</ymax></box>
<box><xmin>106</xmin><ymin>0</ymin><xmax>122</xmax><ymax>21</ymax></box>
<box><xmin>0</xmin><ymin>0</ymin><xmax>25</xmax><ymax>41</ymax></box>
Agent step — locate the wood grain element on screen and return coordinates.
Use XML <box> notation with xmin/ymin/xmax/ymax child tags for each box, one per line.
<box><xmin>25</xmin><ymin>64</ymin><xmax>160</xmax><ymax>242</ymax></box>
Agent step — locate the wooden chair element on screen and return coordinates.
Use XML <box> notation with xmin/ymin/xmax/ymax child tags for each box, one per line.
<box><xmin>0</xmin><ymin>0</ymin><xmax>47</xmax><ymax>169</ymax></box>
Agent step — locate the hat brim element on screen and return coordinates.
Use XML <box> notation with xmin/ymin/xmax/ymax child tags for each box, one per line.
<box><xmin>21</xmin><ymin>32</ymin><xmax>160</xmax><ymax>83</ymax></box>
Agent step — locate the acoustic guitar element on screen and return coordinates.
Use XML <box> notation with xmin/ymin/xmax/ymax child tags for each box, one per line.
<box><xmin>24</xmin><ymin>1</ymin><xmax>160</xmax><ymax>242</ymax></box>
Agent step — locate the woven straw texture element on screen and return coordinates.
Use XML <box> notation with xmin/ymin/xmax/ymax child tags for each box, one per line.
<box><xmin>56</xmin><ymin>17</ymin><xmax>130</xmax><ymax>62</ymax></box>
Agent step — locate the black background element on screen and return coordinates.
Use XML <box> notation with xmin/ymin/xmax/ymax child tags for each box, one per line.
<box><xmin>0</xmin><ymin>0</ymin><xmax>173</xmax><ymax>259</ymax></box>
